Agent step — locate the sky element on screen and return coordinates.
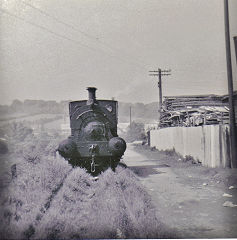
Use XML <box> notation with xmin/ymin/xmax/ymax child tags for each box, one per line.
<box><xmin>0</xmin><ymin>0</ymin><xmax>237</xmax><ymax>105</ymax></box>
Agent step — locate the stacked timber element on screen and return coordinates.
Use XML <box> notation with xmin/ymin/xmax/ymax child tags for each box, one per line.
<box><xmin>160</xmin><ymin>94</ymin><xmax>229</xmax><ymax>128</ymax></box>
<box><xmin>163</xmin><ymin>94</ymin><xmax>225</xmax><ymax>111</ymax></box>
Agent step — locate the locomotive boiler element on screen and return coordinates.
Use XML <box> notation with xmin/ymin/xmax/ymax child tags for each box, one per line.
<box><xmin>58</xmin><ymin>87</ymin><xmax>126</xmax><ymax>175</ymax></box>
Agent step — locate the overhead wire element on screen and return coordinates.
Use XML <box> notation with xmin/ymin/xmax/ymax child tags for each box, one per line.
<box><xmin>173</xmin><ymin>69</ymin><xmax>226</xmax><ymax>74</ymax></box>
<box><xmin>20</xmin><ymin>0</ymin><xmax>116</xmax><ymax>52</ymax></box>
<box><xmin>0</xmin><ymin>7</ymin><xmax>147</xmax><ymax>70</ymax></box>
<box><xmin>1</xmin><ymin>3</ymin><xmax>225</xmax><ymax>93</ymax></box>
<box><xmin>19</xmin><ymin>0</ymin><xmax>149</xmax><ymax>69</ymax></box>
<box><xmin>0</xmin><ymin>8</ymin><xmax>102</xmax><ymax>52</ymax></box>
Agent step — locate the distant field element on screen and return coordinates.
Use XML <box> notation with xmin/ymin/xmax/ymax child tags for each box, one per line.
<box><xmin>0</xmin><ymin>113</ymin><xmax>63</xmax><ymax>124</ymax></box>
<box><xmin>0</xmin><ymin>112</ymin><xmax>32</xmax><ymax>121</ymax></box>
<box><xmin>0</xmin><ymin>114</ymin><xmax>65</xmax><ymax>134</ymax></box>
<box><xmin>44</xmin><ymin>118</ymin><xmax>68</xmax><ymax>130</ymax></box>
<box><xmin>0</xmin><ymin>113</ymin><xmax>41</xmax><ymax>122</ymax></box>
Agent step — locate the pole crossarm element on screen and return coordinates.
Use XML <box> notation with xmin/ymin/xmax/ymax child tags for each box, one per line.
<box><xmin>148</xmin><ymin>67</ymin><xmax>172</xmax><ymax>119</ymax></box>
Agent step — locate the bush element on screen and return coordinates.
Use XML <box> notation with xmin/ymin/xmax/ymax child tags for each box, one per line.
<box><xmin>0</xmin><ymin>123</ymin><xmax>71</xmax><ymax>239</ymax></box>
<box><xmin>125</xmin><ymin>121</ymin><xmax>146</xmax><ymax>143</ymax></box>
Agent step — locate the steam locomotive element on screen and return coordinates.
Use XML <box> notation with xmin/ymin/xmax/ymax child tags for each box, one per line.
<box><xmin>58</xmin><ymin>87</ymin><xmax>126</xmax><ymax>175</ymax></box>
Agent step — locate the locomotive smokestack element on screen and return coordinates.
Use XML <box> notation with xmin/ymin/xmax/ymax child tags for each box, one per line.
<box><xmin>87</xmin><ymin>87</ymin><xmax>97</xmax><ymax>105</ymax></box>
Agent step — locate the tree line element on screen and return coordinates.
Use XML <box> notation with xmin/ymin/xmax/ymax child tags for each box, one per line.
<box><xmin>0</xmin><ymin>99</ymin><xmax>70</xmax><ymax>116</ymax></box>
<box><xmin>0</xmin><ymin>99</ymin><xmax>158</xmax><ymax>122</ymax></box>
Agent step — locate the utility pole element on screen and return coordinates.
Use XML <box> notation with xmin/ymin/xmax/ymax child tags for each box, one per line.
<box><xmin>234</xmin><ymin>36</ymin><xmax>237</xmax><ymax>64</ymax></box>
<box><xmin>149</xmin><ymin>68</ymin><xmax>171</xmax><ymax>114</ymax></box>
<box><xmin>224</xmin><ymin>0</ymin><xmax>237</xmax><ymax>167</ymax></box>
<box><xmin>129</xmin><ymin>106</ymin><xmax>132</xmax><ymax>125</ymax></box>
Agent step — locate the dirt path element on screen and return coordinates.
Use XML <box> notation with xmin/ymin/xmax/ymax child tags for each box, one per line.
<box><xmin>122</xmin><ymin>143</ymin><xmax>237</xmax><ymax>238</ymax></box>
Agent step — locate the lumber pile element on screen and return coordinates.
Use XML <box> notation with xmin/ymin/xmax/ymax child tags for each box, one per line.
<box><xmin>159</xmin><ymin>94</ymin><xmax>229</xmax><ymax>128</ymax></box>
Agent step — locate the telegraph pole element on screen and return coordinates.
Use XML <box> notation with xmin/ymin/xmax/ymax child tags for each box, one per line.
<box><xmin>224</xmin><ymin>0</ymin><xmax>237</xmax><ymax>167</ymax></box>
<box><xmin>234</xmin><ymin>36</ymin><xmax>237</xmax><ymax>64</ymax></box>
<box><xmin>129</xmin><ymin>106</ymin><xmax>132</xmax><ymax>125</ymax></box>
<box><xmin>149</xmin><ymin>68</ymin><xmax>171</xmax><ymax>114</ymax></box>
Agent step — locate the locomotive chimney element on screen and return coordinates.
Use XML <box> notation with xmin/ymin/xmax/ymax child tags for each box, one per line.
<box><xmin>87</xmin><ymin>87</ymin><xmax>97</xmax><ymax>105</ymax></box>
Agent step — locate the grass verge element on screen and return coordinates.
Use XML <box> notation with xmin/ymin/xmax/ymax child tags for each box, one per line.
<box><xmin>0</xmin><ymin>123</ymin><xmax>173</xmax><ymax>239</ymax></box>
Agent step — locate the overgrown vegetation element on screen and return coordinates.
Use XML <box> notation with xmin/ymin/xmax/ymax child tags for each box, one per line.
<box><xmin>124</xmin><ymin>121</ymin><xmax>146</xmax><ymax>143</ymax></box>
<box><xmin>34</xmin><ymin>167</ymin><xmax>168</xmax><ymax>239</ymax></box>
<box><xmin>118</xmin><ymin>102</ymin><xmax>158</xmax><ymax>123</ymax></box>
<box><xmin>0</xmin><ymin>123</ymin><xmax>71</xmax><ymax>239</ymax></box>
<box><xmin>0</xmin><ymin>122</ymin><xmax>169</xmax><ymax>239</ymax></box>
<box><xmin>148</xmin><ymin>146</ymin><xmax>201</xmax><ymax>165</ymax></box>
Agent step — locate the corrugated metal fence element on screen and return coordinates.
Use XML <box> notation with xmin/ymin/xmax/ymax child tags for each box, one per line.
<box><xmin>149</xmin><ymin>124</ymin><xmax>231</xmax><ymax>168</ymax></box>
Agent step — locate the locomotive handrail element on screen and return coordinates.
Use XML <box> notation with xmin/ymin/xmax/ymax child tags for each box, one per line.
<box><xmin>76</xmin><ymin>110</ymin><xmax>93</xmax><ymax>119</ymax></box>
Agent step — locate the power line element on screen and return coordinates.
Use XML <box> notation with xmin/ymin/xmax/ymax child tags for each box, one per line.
<box><xmin>19</xmin><ymin>0</ymin><xmax>148</xmax><ymax>68</ymax></box>
<box><xmin>0</xmin><ymin>8</ymin><xmax>98</xmax><ymax>52</ymax></box>
<box><xmin>0</xmin><ymin>7</ymin><xmax>146</xmax><ymax>69</ymax></box>
<box><xmin>20</xmin><ymin>0</ymin><xmax>116</xmax><ymax>53</ymax></box>
<box><xmin>173</xmin><ymin>69</ymin><xmax>226</xmax><ymax>74</ymax></box>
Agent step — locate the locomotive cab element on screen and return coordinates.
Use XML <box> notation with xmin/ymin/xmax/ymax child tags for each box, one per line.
<box><xmin>58</xmin><ymin>87</ymin><xmax>126</xmax><ymax>175</ymax></box>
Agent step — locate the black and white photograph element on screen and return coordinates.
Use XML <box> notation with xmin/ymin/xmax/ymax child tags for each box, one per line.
<box><xmin>0</xmin><ymin>0</ymin><xmax>237</xmax><ymax>239</ymax></box>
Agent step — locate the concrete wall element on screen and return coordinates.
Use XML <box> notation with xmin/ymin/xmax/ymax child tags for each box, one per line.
<box><xmin>150</xmin><ymin>125</ymin><xmax>231</xmax><ymax>168</ymax></box>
